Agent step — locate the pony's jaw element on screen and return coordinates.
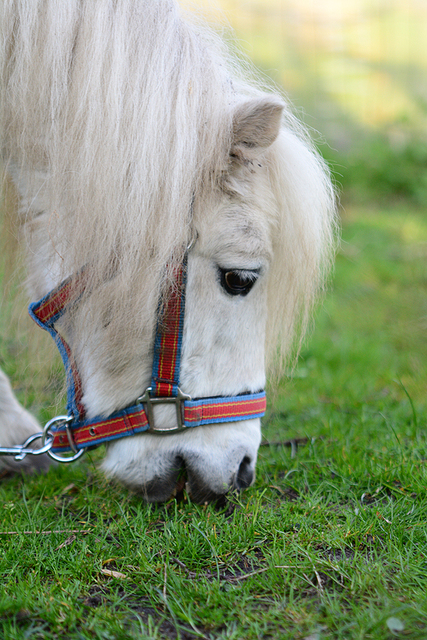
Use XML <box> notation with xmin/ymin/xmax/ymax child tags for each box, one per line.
<box><xmin>101</xmin><ymin>419</ymin><xmax>261</xmax><ymax>503</ymax></box>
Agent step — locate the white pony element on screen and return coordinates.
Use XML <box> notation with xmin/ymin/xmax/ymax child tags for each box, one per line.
<box><xmin>0</xmin><ymin>0</ymin><xmax>336</xmax><ymax>502</ymax></box>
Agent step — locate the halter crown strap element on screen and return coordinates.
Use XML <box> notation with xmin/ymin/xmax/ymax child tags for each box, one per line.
<box><xmin>28</xmin><ymin>263</ymin><xmax>266</xmax><ymax>453</ymax></box>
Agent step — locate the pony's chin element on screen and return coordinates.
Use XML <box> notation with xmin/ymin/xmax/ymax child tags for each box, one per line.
<box><xmin>140</xmin><ymin>470</ymin><xmax>186</xmax><ymax>504</ymax></box>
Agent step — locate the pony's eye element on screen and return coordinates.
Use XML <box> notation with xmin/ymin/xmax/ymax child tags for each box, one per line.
<box><xmin>219</xmin><ymin>268</ymin><xmax>260</xmax><ymax>296</ymax></box>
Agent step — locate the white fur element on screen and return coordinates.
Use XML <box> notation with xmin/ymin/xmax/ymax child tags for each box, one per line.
<box><xmin>0</xmin><ymin>0</ymin><xmax>336</xmax><ymax>500</ymax></box>
<box><xmin>0</xmin><ymin>369</ymin><xmax>51</xmax><ymax>474</ymax></box>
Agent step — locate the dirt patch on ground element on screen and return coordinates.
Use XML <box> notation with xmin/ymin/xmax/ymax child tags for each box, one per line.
<box><xmin>83</xmin><ymin>584</ymin><xmax>209</xmax><ymax>639</ymax></box>
<box><xmin>170</xmin><ymin>552</ymin><xmax>264</xmax><ymax>583</ymax></box>
<box><xmin>81</xmin><ymin>551</ymin><xmax>266</xmax><ymax>638</ymax></box>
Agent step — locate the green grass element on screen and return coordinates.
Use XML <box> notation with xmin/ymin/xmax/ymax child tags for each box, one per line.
<box><xmin>1</xmin><ymin>204</ymin><xmax>427</xmax><ymax>639</ymax></box>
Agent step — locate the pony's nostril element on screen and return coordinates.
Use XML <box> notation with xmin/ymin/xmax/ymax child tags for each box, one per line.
<box><xmin>235</xmin><ymin>455</ymin><xmax>254</xmax><ymax>489</ymax></box>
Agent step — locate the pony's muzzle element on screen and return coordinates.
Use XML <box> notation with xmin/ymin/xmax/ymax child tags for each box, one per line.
<box><xmin>185</xmin><ymin>453</ymin><xmax>255</xmax><ymax>503</ymax></box>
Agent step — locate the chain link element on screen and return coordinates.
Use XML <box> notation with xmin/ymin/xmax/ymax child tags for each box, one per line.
<box><xmin>0</xmin><ymin>415</ymin><xmax>85</xmax><ymax>464</ymax></box>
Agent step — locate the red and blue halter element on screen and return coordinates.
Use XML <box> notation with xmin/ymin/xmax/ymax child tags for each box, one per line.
<box><xmin>29</xmin><ymin>258</ymin><xmax>266</xmax><ymax>454</ymax></box>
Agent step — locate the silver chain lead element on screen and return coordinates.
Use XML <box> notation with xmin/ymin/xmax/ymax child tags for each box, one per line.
<box><xmin>0</xmin><ymin>432</ymin><xmax>53</xmax><ymax>460</ymax></box>
<box><xmin>0</xmin><ymin>415</ymin><xmax>85</xmax><ymax>464</ymax></box>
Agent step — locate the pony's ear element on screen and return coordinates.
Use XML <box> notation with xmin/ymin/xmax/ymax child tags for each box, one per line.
<box><xmin>231</xmin><ymin>97</ymin><xmax>284</xmax><ymax>161</ymax></box>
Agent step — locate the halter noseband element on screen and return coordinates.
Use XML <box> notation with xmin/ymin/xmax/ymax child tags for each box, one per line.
<box><xmin>29</xmin><ymin>257</ymin><xmax>266</xmax><ymax>454</ymax></box>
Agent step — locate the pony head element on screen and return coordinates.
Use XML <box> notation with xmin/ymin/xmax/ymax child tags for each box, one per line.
<box><xmin>1</xmin><ymin>0</ymin><xmax>336</xmax><ymax>502</ymax></box>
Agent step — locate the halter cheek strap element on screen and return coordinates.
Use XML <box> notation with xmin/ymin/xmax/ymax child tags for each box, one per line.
<box><xmin>29</xmin><ymin>262</ymin><xmax>266</xmax><ymax>453</ymax></box>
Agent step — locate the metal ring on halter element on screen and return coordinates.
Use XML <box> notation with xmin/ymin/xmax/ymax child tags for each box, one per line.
<box><xmin>42</xmin><ymin>415</ymin><xmax>85</xmax><ymax>463</ymax></box>
<box><xmin>186</xmin><ymin>230</ymin><xmax>198</xmax><ymax>253</ymax></box>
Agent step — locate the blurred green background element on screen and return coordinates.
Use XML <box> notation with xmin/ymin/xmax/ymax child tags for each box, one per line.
<box><xmin>187</xmin><ymin>0</ymin><xmax>427</xmax><ymax>206</ymax></box>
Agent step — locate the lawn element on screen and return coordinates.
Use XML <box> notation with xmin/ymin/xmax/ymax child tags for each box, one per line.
<box><xmin>0</xmin><ymin>203</ymin><xmax>426</xmax><ymax>639</ymax></box>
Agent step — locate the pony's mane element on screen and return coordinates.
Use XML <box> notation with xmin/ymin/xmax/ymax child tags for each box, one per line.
<box><xmin>1</xmin><ymin>0</ymin><xmax>336</xmax><ymax>378</ymax></box>
<box><xmin>265</xmin><ymin>129</ymin><xmax>336</xmax><ymax>375</ymax></box>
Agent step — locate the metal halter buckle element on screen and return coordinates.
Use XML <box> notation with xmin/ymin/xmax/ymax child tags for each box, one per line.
<box><xmin>137</xmin><ymin>386</ymin><xmax>191</xmax><ymax>434</ymax></box>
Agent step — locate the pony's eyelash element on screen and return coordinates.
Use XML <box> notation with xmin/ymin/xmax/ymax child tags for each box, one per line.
<box><xmin>218</xmin><ymin>267</ymin><xmax>260</xmax><ymax>296</ymax></box>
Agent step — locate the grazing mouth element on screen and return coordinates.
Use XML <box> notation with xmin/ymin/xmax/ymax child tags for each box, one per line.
<box><xmin>165</xmin><ymin>466</ymin><xmax>220</xmax><ymax>504</ymax></box>
<box><xmin>140</xmin><ymin>453</ymin><xmax>255</xmax><ymax>504</ymax></box>
<box><xmin>170</xmin><ymin>472</ymin><xmax>188</xmax><ymax>501</ymax></box>
<box><xmin>169</xmin><ymin>475</ymin><xmax>231</xmax><ymax>509</ymax></box>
